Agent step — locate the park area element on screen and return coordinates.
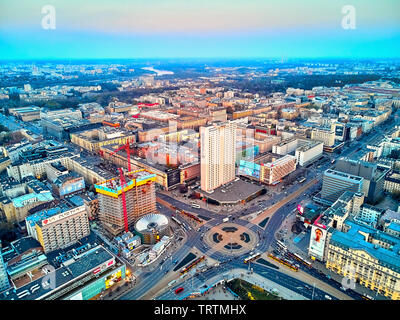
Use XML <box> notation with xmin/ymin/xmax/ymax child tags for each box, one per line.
<box><xmin>226</xmin><ymin>279</ymin><xmax>283</xmax><ymax>300</ymax></box>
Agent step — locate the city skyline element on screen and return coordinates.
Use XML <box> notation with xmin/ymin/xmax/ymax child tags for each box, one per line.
<box><xmin>1</xmin><ymin>0</ymin><xmax>400</xmax><ymax>306</ymax></box>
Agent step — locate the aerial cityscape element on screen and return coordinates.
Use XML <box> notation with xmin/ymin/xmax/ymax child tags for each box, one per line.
<box><xmin>0</xmin><ymin>0</ymin><xmax>400</xmax><ymax>305</ymax></box>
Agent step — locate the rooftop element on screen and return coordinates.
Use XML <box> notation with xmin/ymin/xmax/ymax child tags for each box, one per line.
<box><xmin>324</xmin><ymin>169</ymin><xmax>364</xmax><ymax>182</ymax></box>
<box><xmin>25</xmin><ymin>202</ymin><xmax>85</xmax><ymax>228</ymax></box>
<box><xmin>387</xmin><ymin>222</ymin><xmax>400</xmax><ymax>233</ymax></box>
<box><xmin>12</xmin><ymin>191</ymin><xmax>54</xmax><ymax>208</ymax></box>
<box><xmin>95</xmin><ymin>169</ymin><xmax>156</xmax><ymax>197</ymax></box>
<box><xmin>330</xmin><ymin>220</ymin><xmax>400</xmax><ymax>274</ymax></box>
<box><xmin>0</xmin><ymin>245</ymin><xmax>118</xmax><ymax>300</ymax></box>
<box><xmin>201</xmin><ymin>179</ymin><xmax>263</xmax><ymax>205</ymax></box>
<box><xmin>296</xmin><ymin>140</ymin><xmax>323</xmax><ymax>152</ymax></box>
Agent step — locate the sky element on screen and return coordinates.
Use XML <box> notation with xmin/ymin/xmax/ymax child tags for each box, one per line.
<box><xmin>1</xmin><ymin>0</ymin><xmax>400</xmax><ymax>60</ymax></box>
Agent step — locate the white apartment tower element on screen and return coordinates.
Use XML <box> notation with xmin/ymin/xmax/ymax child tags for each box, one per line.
<box><xmin>200</xmin><ymin>121</ymin><xmax>237</xmax><ymax>192</ymax></box>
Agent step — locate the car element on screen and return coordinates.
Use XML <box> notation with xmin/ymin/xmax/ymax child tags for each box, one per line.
<box><xmin>175</xmin><ymin>287</ymin><xmax>184</xmax><ymax>294</ymax></box>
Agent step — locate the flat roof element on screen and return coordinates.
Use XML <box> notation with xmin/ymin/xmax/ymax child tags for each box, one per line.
<box><xmin>0</xmin><ymin>245</ymin><xmax>116</xmax><ymax>300</ymax></box>
<box><xmin>296</xmin><ymin>140</ymin><xmax>323</xmax><ymax>152</ymax></box>
<box><xmin>330</xmin><ymin>220</ymin><xmax>400</xmax><ymax>273</ymax></box>
<box><xmin>201</xmin><ymin>179</ymin><xmax>263</xmax><ymax>204</ymax></box>
<box><xmin>95</xmin><ymin>169</ymin><xmax>156</xmax><ymax>196</ymax></box>
<box><xmin>324</xmin><ymin>169</ymin><xmax>364</xmax><ymax>182</ymax></box>
<box><xmin>12</xmin><ymin>192</ymin><xmax>54</xmax><ymax>208</ymax></box>
<box><xmin>26</xmin><ymin>203</ymin><xmax>85</xmax><ymax>228</ymax></box>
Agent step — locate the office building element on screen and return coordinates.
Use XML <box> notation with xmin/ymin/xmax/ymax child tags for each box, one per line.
<box><xmin>295</xmin><ymin>141</ymin><xmax>324</xmax><ymax>166</ymax></box>
<box><xmin>311</xmin><ymin>127</ymin><xmax>335</xmax><ymax>147</ymax></box>
<box><xmin>335</xmin><ymin>158</ymin><xmax>387</xmax><ymax>203</ymax></box>
<box><xmin>260</xmin><ymin>155</ymin><xmax>297</xmax><ymax>185</ymax></box>
<box><xmin>70</xmin><ymin>127</ymin><xmax>136</xmax><ymax>153</ymax></box>
<box><xmin>26</xmin><ymin>204</ymin><xmax>90</xmax><ymax>253</ymax></box>
<box><xmin>384</xmin><ymin>171</ymin><xmax>400</xmax><ymax>194</ymax></box>
<box><xmin>200</xmin><ymin>121</ymin><xmax>237</xmax><ymax>192</ymax></box>
<box><xmin>321</xmin><ymin>169</ymin><xmax>364</xmax><ymax>204</ymax></box>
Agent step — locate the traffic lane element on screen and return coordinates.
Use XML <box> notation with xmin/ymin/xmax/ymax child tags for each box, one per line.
<box><xmin>120</xmin><ymin>240</ymin><xmax>198</xmax><ymax>300</ymax></box>
<box><xmin>245</xmin><ymin>263</ymin><xmax>336</xmax><ymax>300</ymax></box>
<box><xmin>122</xmin><ymin>227</ymin><xmax>202</xmax><ymax>299</ymax></box>
<box><xmin>157</xmin><ymin>193</ymin><xmax>219</xmax><ymax>219</ymax></box>
<box><xmin>159</xmin><ymin>263</ymin><xmax>334</xmax><ymax>301</ymax></box>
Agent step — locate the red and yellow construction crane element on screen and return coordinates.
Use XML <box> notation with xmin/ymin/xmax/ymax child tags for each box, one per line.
<box><xmin>109</xmin><ymin>140</ymin><xmax>134</xmax><ymax>171</ymax></box>
<box><xmin>110</xmin><ymin>140</ymin><xmax>136</xmax><ymax>233</ymax></box>
<box><xmin>118</xmin><ymin>167</ymin><xmax>129</xmax><ymax>233</ymax></box>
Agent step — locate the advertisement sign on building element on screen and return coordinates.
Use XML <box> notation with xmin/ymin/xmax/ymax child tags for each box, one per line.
<box><xmin>308</xmin><ymin>225</ymin><xmax>327</xmax><ymax>261</ymax></box>
<box><xmin>105</xmin><ymin>269</ymin><xmax>122</xmax><ymax>289</ymax></box>
<box><xmin>297</xmin><ymin>204</ymin><xmax>304</xmax><ymax>214</ymax></box>
<box><xmin>42</xmin><ymin>206</ymin><xmax>85</xmax><ymax>226</ymax></box>
<box><xmin>68</xmin><ymin>292</ymin><xmax>83</xmax><ymax>300</ymax></box>
<box><xmin>238</xmin><ymin>160</ymin><xmax>260</xmax><ymax>179</ymax></box>
<box><xmin>60</xmin><ymin>178</ymin><xmax>85</xmax><ymax>197</ymax></box>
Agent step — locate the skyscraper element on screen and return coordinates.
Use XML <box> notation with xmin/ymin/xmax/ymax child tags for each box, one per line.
<box><xmin>200</xmin><ymin>121</ymin><xmax>237</xmax><ymax>192</ymax></box>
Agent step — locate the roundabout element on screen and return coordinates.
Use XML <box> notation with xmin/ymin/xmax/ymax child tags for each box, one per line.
<box><xmin>202</xmin><ymin>222</ymin><xmax>259</xmax><ymax>256</ymax></box>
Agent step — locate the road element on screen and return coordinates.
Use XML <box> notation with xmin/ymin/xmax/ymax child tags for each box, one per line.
<box><xmin>0</xmin><ymin>113</ymin><xmax>42</xmax><ymax>135</ymax></box>
<box><xmin>156</xmin><ymin>261</ymin><xmax>339</xmax><ymax>301</ymax></box>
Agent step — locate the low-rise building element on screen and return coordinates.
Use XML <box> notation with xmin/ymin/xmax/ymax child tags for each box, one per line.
<box><xmin>259</xmin><ymin>155</ymin><xmax>297</xmax><ymax>185</ymax></box>
<box><xmin>71</xmin><ymin>127</ymin><xmax>136</xmax><ymax>153</ymax></box>
<box><xmin>326</xmin><ymin>220</ymin><xmax>400</xmax><ymax>300</ymax></box>
<box><xmin>295</xmin><ymin>140</ymin><xmax>324</xmax><ymax>166</ymax></box>
<box><xmin>311</xmin><ymin>127</ymin><xmax>335</xmax><ymax>147</ymax></box>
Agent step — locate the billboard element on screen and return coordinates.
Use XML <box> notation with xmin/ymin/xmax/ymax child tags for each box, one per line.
<box><xmin>297</xmin><ymin>204</ymin><xmax>304</xmax><ymax>215</ymax></box>
<box><xmin>308</xmin><ymin>225</ymin><xmax>327</xmax><ymax>261</ymax></box>
<box><xmin>238</xmin><ymin>160</ymin><xmax>260</xmax><ymax>179</ymax></box>
<box><xmin>60</xmin><ymin>178</ymin><xmax>85</xmax><ymax>197</ymax></box>
<box><xmin>334</xmin><ymin>124</ymin><xmax>345</xmax><ymax>141</ymax></box>
<box><xmin>105</xmin><ymin>270</ymin><xmax>122</xmax><ymax>289</ymax></box>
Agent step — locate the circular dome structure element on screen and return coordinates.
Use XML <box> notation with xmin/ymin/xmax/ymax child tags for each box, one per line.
<box><xmin>135</xmin><ymin>213</ymin><xmax>170</xmax><ymax>244</ymax></box>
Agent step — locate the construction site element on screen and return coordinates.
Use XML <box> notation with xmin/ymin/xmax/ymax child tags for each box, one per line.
<box><xmin>94</xmin><ymin>169</ymin><xmax>157</xmax><ymax>236</ymax></box>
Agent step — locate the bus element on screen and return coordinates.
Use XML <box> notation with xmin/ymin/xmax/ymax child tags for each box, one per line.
<box><xmin>288</xmin><ymin>252</ymin><xmax>312</xmax><ymax>268</ymax></box>
<box><xmin>244</xmin><ymin>252</ymin><xmax>261</xmax><ymax>264</ymax></box>
<box><xmin>171</xmin><ymin>216</ymin><xmax>182</xmax><ymax>226</ymax></box>
<box><xmin>298</xmin><ymin>177</ymin><xmax>306</xmax><ymax>184</ymax></box>
<box><xmin>180</xmin><ymin>256</ymin><xmax>205</xmax><ymax>275</ymax></box>
<box><xmin>276</xmin><ymin>240</ymin><xmax>287</xmax><ymax>250</ymax></box>
<box><xmin>268</xmin><ymin>253</ymin><xmax>298</xmax><ymax>272</ymax></box>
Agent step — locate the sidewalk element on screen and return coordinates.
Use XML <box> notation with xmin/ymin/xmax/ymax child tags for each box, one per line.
<box><xmin>311</xmin><ymin>260</ymin><xmax>387</xmax><ymax>300</ymax></box>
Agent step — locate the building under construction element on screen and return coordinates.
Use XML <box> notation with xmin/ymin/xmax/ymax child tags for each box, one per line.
<box><xmin>95</xmin><ymin>169</ymin><xmax>157</xmax><ymax>236</ymax></box>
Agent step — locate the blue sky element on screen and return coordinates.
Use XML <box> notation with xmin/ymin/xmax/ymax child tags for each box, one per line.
<box><xmin>1</xmin><ymin>0</ymin><xmax>400</xmax><ymax>60</ymax></box>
